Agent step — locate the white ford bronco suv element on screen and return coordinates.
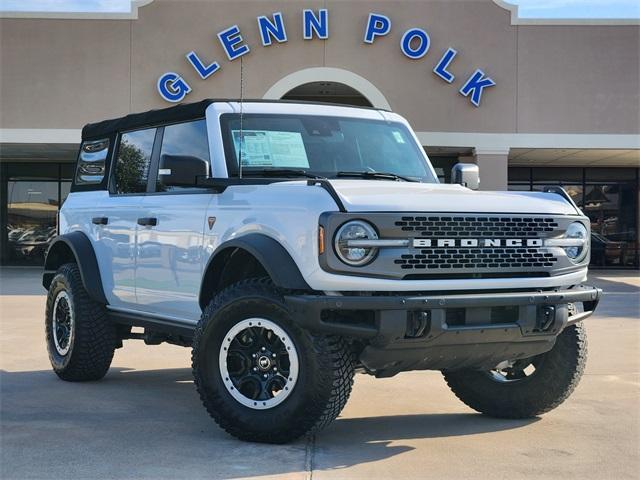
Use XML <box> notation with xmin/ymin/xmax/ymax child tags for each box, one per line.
<box><xmin>43</xmin><ymin>99</ymin><xmax>601</xmax><ymax>443</ymax></box>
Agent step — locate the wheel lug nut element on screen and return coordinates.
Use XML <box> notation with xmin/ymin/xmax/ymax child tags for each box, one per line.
<box><xmin>252</xmin><ymin>353</ymin><xmax>257</xmax><ymax>358</ymax></box>
<box><xmin>273</xmin><ymin>367</ymin><xmax>278</xmax><ymax>372</ymax></box>
<box><xmin>272</xmin><ymin>353</ymin><xmax>276</xmax><ymax>358</ymax></box>
<box><xmin>263</xmin><ymin>374</ymin><xmax>268</xmax><ymax>379</ymax></box>
<box><xmin>261</xmin><ymin>347</ymin><xmax>266</xmax><ymax>352</ymax></box>
<box><xmin>253</xmin><ymin>367</ymin><xmax>258</xmax><ymax>372</ymax></box>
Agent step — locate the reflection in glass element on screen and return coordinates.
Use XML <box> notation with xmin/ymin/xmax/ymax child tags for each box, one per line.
<box><xmin>507</xmin><ymin>166</ymin><xmax>638</xmax><ymax>269</ymax></box>
<box><xmin>584</xmin><ymin>184</ymin><xmax>637</xmax><ymax>267</ymax></box>
<box><xmin>157</xmin><ymin>120</ymin><xmax>210</xmax><ymax>191</ymax></box>
<box><xmin>114</xmin><ymin>129</ymin><xmax>156</xmax><ymax>194</ymax></box>
<box><xmin>6</xmin><ymin>181</ymin><xmax>59</xmax><ymax>265</ymax></box>
<box><xmin>76</xmin><ymin>138</ymin><xmax>109</xmax><ymax>185</ymax></box>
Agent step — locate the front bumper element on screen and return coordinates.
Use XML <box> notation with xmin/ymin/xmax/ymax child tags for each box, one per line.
<box><xmin>285</xmin><ymin>285</ymin><xmax>601</xmax><ymax>376</ymax></box>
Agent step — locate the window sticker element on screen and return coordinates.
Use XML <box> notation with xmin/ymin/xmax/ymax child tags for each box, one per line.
<box><xmin>232</xmin><ymin>130</ymin><xmax>310</xmax><ymax>168</ymax></box>
<box><xmin>392</xmin><ymin>130</ymin><xmax>406</xmax><ymax>144</ymax></box>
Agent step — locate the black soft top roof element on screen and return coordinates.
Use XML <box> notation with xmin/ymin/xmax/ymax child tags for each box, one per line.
<box><xmin>82</xmin><ymin>99</ymin><xmax>214</xmax><ymax>140</ymax></box>
<box><xmin>81</xmin><ymin>98</ymin><xmax>383</xmax><ymax>140</ymax></box>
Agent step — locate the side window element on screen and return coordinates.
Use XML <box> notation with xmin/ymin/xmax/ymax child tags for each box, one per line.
<box><xmin>113</xmin><ymin>128</ymin><xmax>156</xmax><ymax>194</ymax></box>
<box><xmin>156</xmin><ymin>119</ymin><xmax>210</xmax><ymax>192</ymax></box>
<box><xmin>75</xmin><ymin>138</ymin><xmax>109</xmax><ymax>185</ymax></box>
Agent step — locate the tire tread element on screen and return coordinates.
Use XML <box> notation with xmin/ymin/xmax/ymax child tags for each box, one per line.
<box><xmin>46</xmin><ymin>263</ymin><xmax>116</xmax><ymax>381</ymax></box>
<box><xmin>191</xmin><ymin>278</ymin><xmax>355</xmax><ymax>443</ymax></box>
<box><xmin>443</xmin><ymin>323</ymin><xmax>588</xmax><ymax>419</ymax></box>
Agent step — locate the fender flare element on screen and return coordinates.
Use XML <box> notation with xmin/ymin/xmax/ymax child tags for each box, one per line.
<box><xmin>199</xmin><ymin>234</ymin><xmax>311</xmax><ymax>309</ymax></box>
<box><xmin>42</xmin><ymin>231</ymin><xmax>107</xmax><ymax>304</ymax></box>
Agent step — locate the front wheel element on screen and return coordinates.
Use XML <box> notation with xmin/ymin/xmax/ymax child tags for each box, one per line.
<box><xmin>192</xmin><ymin>278</ymin><xmax>355</xmax><ymax>443</ymax></box>
<box><xmin>443</xmin><ymin>323</ymin><xmax>588</xmax><ymax>418</ymax></box>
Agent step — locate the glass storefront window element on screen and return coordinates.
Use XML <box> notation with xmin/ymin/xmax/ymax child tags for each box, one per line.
<box><xmin>1</xmin><ymin>162</ymin><xmax>75</xmax><ymax>265</ymax></box>
<box><xmin>428</xmin><ymin>156</ymin><xmax>458</xmax><ymax>183</ymax></box>
<box><xmin>509</xmin><ymin>167</ymin><xmax>639</xmax><ymax>269</ymax></box>
<box><xmin>584</xmin><ymin>184</ymin><xmax>638</xmax><ymax>268</ymax></box>
<box><xmin>6</xmin><ymin>181</ymin><xmax>59</xmax><ymax>265</ymax></box>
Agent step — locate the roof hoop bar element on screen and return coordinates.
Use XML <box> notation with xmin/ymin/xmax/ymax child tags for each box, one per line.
<box><xmin>307</xmin><ymin>179</ymin><xmax>347</xmax><ymax>213</ymax></box>
<box><xmin>543</xmin><ymin>185</ymin><xmax>582</xmax><ymax>213</ymax></box>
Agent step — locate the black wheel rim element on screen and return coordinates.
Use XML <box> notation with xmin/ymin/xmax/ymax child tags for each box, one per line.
<box><xmin>52</xmin><ymin>290</ymin><xmax>74</xmax><ymax>356</ymax></box>
<box><xmin>219</xmin><ymin>318</ymin><xmax>299</xmax><ymax>410</ymax></box>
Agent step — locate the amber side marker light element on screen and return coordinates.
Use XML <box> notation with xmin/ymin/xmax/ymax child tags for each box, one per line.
<box><xmin>318</xmin><ymin>226</ymin><xmax>325</xmax><ymax>255</ymax></box>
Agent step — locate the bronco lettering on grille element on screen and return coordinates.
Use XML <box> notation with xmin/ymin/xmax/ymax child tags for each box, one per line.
<box><xmin>412</xmin><ymin>238</ymin><xmax>544</xmax><ymax>248</ymax></box>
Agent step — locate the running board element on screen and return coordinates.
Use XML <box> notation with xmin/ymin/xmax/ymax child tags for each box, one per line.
<box><xmin>107</xmin><ymin>309</ymin><xmax>196</xmax><ymax>339</ymax></box>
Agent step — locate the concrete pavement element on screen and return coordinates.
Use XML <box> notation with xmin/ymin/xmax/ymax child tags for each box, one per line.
<box><xmin>1</xmin><ymin>268</ymin><xmax>638</xmax><ymax>479</ymax></box>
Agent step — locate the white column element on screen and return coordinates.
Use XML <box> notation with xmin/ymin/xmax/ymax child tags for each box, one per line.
<box><xmin>473</xmin><ymin>148</ymin><xmax>510</xmax><ymax>191</ymax></box>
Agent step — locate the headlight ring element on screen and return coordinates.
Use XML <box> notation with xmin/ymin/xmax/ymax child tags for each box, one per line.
<box><xmin>334</xmin><ymin>220</ymin><xmax>378</xmax><ymax>266</ymax></box>
<box><xmin>564</xmin><ymin>222</ymin><xmax>589</xmax><ymax>263</ymax></box>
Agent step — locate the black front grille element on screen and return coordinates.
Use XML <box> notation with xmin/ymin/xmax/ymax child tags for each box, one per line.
<box><xmin>395</xmin><ymin>216</ymin><xmax>559</xmax><ymax>238</ymax></box>
<box><xmin>394</xmin><ymin>247</ymin><xmax>558</xmax><ymax>270</ymax></box>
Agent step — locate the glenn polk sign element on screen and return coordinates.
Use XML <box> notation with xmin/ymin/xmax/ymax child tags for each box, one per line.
<box><xmin>157</xmin><ymin>10</ymin><xmax>496</xmax><ymax>107</ymax></box>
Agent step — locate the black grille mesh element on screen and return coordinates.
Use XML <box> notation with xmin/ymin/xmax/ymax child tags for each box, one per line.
<box><xmin>393</xmin><ymin>215</ymin><xmax>559</xmax><ymax>271</ymax></box>
<box><xmin>394</xmin><ymin>216</ymin><xmax>559</xmax><ymax>238</ymax></box>
<box><xmin>394</xmin><ymin>248</ymin><xmax>558</xmax><ymax>270</ymax></box>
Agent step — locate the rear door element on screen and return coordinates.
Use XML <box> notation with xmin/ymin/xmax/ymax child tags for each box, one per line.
<box><xmin>96</xmin><ymin>127</ymin><xmax>158</xmax><ymax>308</ymax></box>
<box><xmin>135</xmin><ymin>119</ymin><xmax>213</xmax><ymax>321</ymax></box>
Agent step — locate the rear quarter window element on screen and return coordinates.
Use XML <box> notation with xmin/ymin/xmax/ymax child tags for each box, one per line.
<box><xmin>75</xmin><ymin>138</ymin><xmax>109</xmax><ymax>186</ymax></box>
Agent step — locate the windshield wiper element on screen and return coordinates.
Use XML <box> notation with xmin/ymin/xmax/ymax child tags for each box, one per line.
<box><xmin>239</xmin><ymin>168</ymin><xmax>326</xmax><ymax>180</ymax></box>
<box><xmin>336</xmin><ymin>171</ymin><xmax>416</xmax><ymax>182</ymax></box>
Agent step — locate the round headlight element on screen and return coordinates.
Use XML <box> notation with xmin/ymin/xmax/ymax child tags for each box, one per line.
<box><xmin>564</xmin><ymin>222</ymin><xmax>588</xmax><ymax>262</ymax></box>
<box><xmin>334</xmin><ymin>220</ymin><xmax>378</xmax><ymax>266</ymax></box>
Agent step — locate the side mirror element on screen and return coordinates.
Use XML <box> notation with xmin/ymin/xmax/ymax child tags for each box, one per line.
<box><xmin>158</xmin><ymin>154</ymin><xmax>209</xmax><ymax>188</ymax></box>
<box><xmin>451</xmin><ymin>163</ymin><xmax>480</xmax><ymax>190</ymax></box>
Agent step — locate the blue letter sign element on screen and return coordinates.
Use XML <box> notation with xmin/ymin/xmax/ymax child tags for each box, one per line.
<box><xmin>157</xmin><ymin>72</ymin><xmax>192</xmax><ymax>103</ymax></box>
<box><xmin>186</xmin><ymin>51</ymin><xmax>220</xmax><ymax>80</ymax></box>
<box><xmin>433</xmin><ymin>48</ymin><xmax>458</xmax><ymax>83</ymax></box>
<box><xmin>257</xmin><ymin>12</ymin><xmax>288</xmax><ymax>46</ymax></box>
<box><xmin>303</xmin><ymin>9</ymin><xmax>328</xmax><ymax>39</ymax></box>
<box><xmin>400</xmin><ymin>28</ymin><xmax>430</xmax><ymax>59</ymax></box>
<box><xmin>157</xmin><ymin>10</ymin><xmax>498</xmax><ymax>107</ymax></box>
<box><xmin>459</xmin><ymin>69</ymin><xmax>496</xmax><ymax>107</ymax></box>
<box><xmin>364</xmin><ymin>13</ymin><xmax>391</xmax><ymax>44</ymax></box>
<box><xmin>217</xmin><ymin>25</ymin><xmax>250</xmax><ymax>61</ymax></box>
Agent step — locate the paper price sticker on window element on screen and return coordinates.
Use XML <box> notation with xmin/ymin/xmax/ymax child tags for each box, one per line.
<box><xmin>232</xmin><ymin>130</ymin><xmax>310</xmax><ymax>168</ymax></box>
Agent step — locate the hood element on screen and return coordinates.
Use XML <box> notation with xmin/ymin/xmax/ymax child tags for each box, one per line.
<box><xmin>325</xmin><ymin>180</ymin><xmax>579</xmax><ymax>215</ymax></box>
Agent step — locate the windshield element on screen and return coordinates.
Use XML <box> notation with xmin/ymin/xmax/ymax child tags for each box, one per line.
<box><xmin>220</xmin><ymin>114</ymin><xmax>437</xmax><ymax>182</ymax></box>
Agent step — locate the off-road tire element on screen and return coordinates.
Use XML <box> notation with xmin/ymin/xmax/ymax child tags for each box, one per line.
<box><xmin>443</xmin><ymin>323</ymin><xmax>587</xmax><ymax>418</ymax></box>
<box><xmin>45</xmin><ymin>263</ymin><xmax>116</xmax><ymax>381</ymax></box>
<box><xmin>192</xmin><ymin>278</ymin><xmax>355</xmax><ymax>443</ymax></box>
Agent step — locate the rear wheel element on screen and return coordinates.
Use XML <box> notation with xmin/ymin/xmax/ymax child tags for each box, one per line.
<box><xmin>192</xmin><ymin>278</ymin><xmax>355</xmax><ymax>443</ymax></box>
<box><xmin>443</xmin><ymin>323</ymin><xmax>587</xmax><ymax>418</ymax></box>
<box><xmin>45</xmin><ymin>263</ymin><xmax>116</xmax><ymax>381</ymax></box>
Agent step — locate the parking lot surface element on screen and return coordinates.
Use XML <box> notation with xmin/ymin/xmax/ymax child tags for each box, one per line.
<box><xmin>1</xmin><ymin>268</ymin><xmax>638</xmax><ymax>480</ymax></box>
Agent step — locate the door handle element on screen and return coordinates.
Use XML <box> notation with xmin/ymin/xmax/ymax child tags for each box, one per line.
<box><xmin>137</xmin><ymin>217</ymin><xmax>158</xmax><ymax>227</ymax></box>
<box><xmin>92</xmin><ymin>216</ymin><xmax>109</xmax><ymax>225</ymax></box>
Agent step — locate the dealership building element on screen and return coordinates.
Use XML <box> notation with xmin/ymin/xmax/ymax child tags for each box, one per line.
<box><xmin>0</xmin><ymin>0</ymin><xmax>638</xmax><ymax>268</ymax></box>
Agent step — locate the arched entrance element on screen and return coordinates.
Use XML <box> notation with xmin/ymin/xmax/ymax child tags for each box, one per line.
<box><xmin>281</xmin><ymin>81</ymin><xmax>372</xmax><ymax>107</ymax></box>
<box><xmin>262</xmin><ymin>67</ymin><xmax>391</xmax><ymax>110</ymax></box>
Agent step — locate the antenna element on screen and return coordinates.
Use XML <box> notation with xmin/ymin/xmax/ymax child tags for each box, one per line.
<box><xmin>238</xmin><ymin>56</ymin><xmax>245</xmax><ymax>179</ymax></box>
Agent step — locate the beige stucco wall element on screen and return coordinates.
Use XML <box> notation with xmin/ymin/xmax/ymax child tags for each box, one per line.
<box><xmin>517</xmin><ymin>25</ymin><xmax>640</xmax><ymax>134</ymax></box>
<box><xmin>1</xmin><ymin>0</ymin><xmax>638</xmax><ymax>136</ymax></box>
